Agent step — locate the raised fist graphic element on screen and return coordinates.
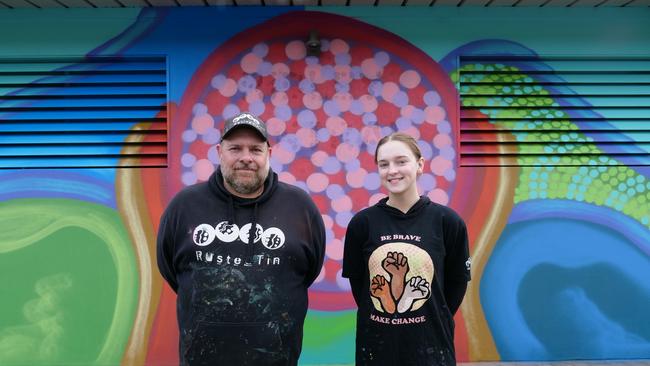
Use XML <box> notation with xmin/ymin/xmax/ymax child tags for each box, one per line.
<box><xmin>397</xmin><ymin>276</ymin><xmax>430</xmax><ymax>313</ymax></box>
<box><xmin>370</xmin><ymin>275</ymin><xmax>396</xmax><ymax>314</ymax></box>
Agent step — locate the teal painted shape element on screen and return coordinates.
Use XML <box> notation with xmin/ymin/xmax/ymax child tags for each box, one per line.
<box><xmin>519</xmin><ymin>262</ymin><xmax>650</xmax><ymax>359</ymax></box>
<box><xmin>314</xmin><ymin>8</ymin><xmax>650</xmax><ymax>62</ymax></box>
<box><xmin>482</xmin><ymin>214</ymin><xmax>650</xmax><ymax>360</ymax></box>
<box><xmin>0</xmin><ymin>9</ymin><xmax>140</xmax><ymax>57</ymax></box>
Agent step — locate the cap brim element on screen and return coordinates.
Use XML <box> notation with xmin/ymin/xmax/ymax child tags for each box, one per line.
<box><xmin>221</xmin><ymin>124</ymin><xmax>268</xmax><ymax>142</ymax></box>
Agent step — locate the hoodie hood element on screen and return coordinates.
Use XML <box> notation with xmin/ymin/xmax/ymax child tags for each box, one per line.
<box><xmin>208</xmin><ymin>166</ymin><xmax>278</xmax><ymax>206</ymax></box>
<box><xmin>208</xmin><ymin>166</ymin><xmax>279</xmax><ymax>261</ymax></box>
<box><xmin>375</xmin><ymin>196</ymin><xmax>430</xmax><ymax>219</ymax></box>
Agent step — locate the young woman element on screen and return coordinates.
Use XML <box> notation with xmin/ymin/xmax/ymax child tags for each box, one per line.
<box><xmin>343</xmin><ymin>132</ymin><xmax>471</xmax><ymax>365</ymax></box>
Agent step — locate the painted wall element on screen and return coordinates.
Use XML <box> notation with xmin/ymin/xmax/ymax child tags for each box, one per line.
<box><xmin>0</xmin><ymin>6</ymin><xmax>649</xmax><ymax>365</ymax></box>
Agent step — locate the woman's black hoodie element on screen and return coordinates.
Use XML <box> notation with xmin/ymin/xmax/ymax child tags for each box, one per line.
<box><xmin>343</xmin><ymin>197</ymin><xmax>471</xmax><ymax>366</ymax></box>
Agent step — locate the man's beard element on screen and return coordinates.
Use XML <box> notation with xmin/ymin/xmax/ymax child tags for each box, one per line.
<box><xmin>224</xmin><ymin>166</ymin><xmax>267</xmax><ymax>196</ymax></box>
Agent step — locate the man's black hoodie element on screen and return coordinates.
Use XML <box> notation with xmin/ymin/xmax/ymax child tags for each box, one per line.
<box><xmin>157</xmin><ymin>167</ymin><xmax>325</xmax><ymax>365</ymax></box>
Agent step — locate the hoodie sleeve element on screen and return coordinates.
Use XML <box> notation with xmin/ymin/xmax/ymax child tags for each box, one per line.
<box><xmin>305</xmin><ymin>200</ymin><xmax>326</xmax><ymax>287</ymax></box>
<box><xmin>442</xmin><ymin>208</ymin><xmax>471</xmax><ymax>314</ymax></box>
<box><xmin>156</xmin><ymin>204</ymin><xmax>179</xmax><ymax>293</ymax></box>
<box><xmin>343</xmin><ymin>213</ymin><xmax>368</xmax><ymax>306</ymax></box>
<box><xmin>342</xmin><ymin>212</ymin><xmax>367</xmax><ymax>279</ymax></box>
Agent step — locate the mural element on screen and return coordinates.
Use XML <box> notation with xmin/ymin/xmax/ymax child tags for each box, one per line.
<box><xmin>0</xmin><ymin>6</ymin><xmax>649</xmax><ymax>365</ymax></box>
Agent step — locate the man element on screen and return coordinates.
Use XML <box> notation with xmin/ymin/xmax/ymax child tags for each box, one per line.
<box><xmin>157</xmin><ymin>112</ymin><xmax>326</xmax><ymax>366</ymax></box>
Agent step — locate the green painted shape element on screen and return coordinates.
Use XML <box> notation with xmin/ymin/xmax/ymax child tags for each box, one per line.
<box><xmin>456</xmin><ymin>62</ymin><xmax>650</xmax><ymax>228</ymax></box>
<box><xmin>300</xmin><ymin>309</ymin><xmax>356</xmax><ymax>365</ymax></box>
<box><xmin>0</xmin><ymin>198</ymin><xmax>138</xmax><ymax>365</ymax></box>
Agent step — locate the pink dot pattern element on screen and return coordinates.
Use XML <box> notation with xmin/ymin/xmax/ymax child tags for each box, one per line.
<box><xmin>180</xmin><ymin>38</ymin><xmax>456</xmax><ymax>292</ymax></box>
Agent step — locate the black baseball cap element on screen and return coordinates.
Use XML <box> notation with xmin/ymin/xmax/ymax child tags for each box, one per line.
<box><xmin>221</xmin><ymin>112</ymin><xmax>268</xmax><ymax>142</ymax></box>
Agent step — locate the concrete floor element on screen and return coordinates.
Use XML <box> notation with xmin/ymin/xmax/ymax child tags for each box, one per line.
<box><xmin>460</xmin><ymin>362</ymin><xmax>650</xmax><ymax>366</ymax></box>
<box><xmin>308</xmin><ymin>361</ymin><xmax>650</xmax><ymax>366</ymax></box>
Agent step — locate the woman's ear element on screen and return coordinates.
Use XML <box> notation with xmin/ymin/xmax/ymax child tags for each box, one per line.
<box><xmin>417</xmin><ymin>157</ymin><xmax>424</xmax><ymax>176</ymax></box>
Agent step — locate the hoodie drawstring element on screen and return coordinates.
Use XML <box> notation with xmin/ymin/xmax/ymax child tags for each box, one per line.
<box><xmin>246</xmin><ymin>202</ymin><xmax>259</xmax><ymax>266</ymax></box>
<box><xmin>227</xmin><ymin>194</ymin><xmax>235</xmax><ymax>226</ymax></box>
<box><xmin>226</xmin><ymin>191</ymin><xmax>259</xmax><ymax>266</ymax></box>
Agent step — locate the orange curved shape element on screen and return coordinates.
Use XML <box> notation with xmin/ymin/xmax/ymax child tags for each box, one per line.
<box><xmin>450</xmin><ymin>110</ymin><xmax>518</xmax><ymax>361</ymax></box>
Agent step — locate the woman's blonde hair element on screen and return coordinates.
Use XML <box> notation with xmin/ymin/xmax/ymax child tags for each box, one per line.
<box><xmin>374</xmin><ymin>132</ymin><xmax>422</xmax><ymax>163</ymax></box>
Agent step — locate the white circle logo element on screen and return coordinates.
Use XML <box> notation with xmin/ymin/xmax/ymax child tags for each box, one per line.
<box><xmin>214</xmin><ymin>221</ymin><xmax>239</xmax><ymax>242</ymax></box>
<box><xmin>262</xmin><ymin>227</ymin><xmax>285</xmax><ymax>250</ymax></box>
<box><xmin>193</xmin><ymin>224</ymin><xmax>215</xmax><ymax>246</ymax></box>
<box><xmin>239</xmin><ymin>223</ymin><xmax>264</xmax><ymax>244</ymax></box>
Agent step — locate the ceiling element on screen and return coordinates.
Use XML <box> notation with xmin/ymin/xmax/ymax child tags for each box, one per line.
<box><xmin>0</xmin><ymin>0</ymin><xmax>648</xmax><ymax>9</ymax></box>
